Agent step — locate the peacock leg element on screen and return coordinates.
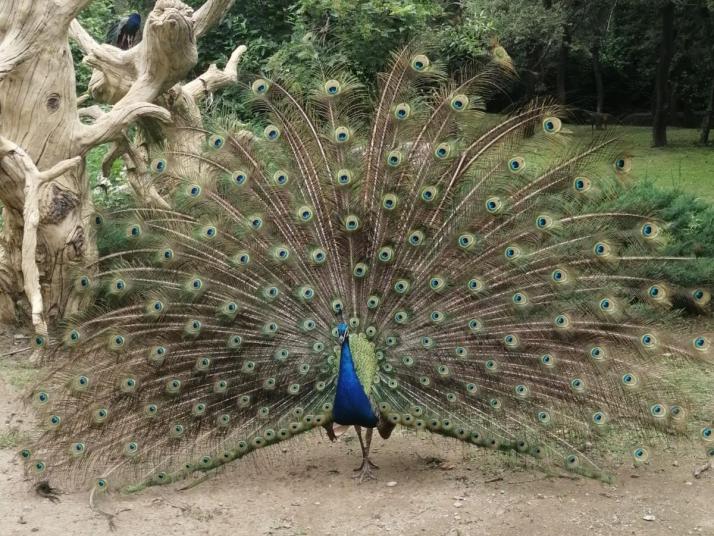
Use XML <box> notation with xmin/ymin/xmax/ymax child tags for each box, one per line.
<box><xmin>353</xmin><ymin>426</ymin><xmax>378</xmax><ymax>482</ymax></box>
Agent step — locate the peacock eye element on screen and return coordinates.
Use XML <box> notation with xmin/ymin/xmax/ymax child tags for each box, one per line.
<box><xmin>387</xmin><ymin>151</ymin><xmax>402</xmax><ymax>167</ymax></box>
<box><xmin>336</xmin><ymin>169</ymin><xmax>352</xmax><ymax>185</ymax></box>
<box><xmin>421</xmin><ymin>186</ymin><xmax>437</xmax><ymax>202</ymax></box>
<box><xmin>264</xmin><ymin>125</ymin><xmax>281</xmax><ymax>141</ymax></box>
<box><xmin>542</xmin><ymin>117</ymin><xmax>561</xmax><ymax>133</ymax></box>
<box><xmin>252</xmin><ymin>78</ymin><xmax>270</xmax><ymax>95</ymax></box>
<box><xmin>394</xmin><ymin>103</ymin><xmax>411</xmax><ymax>120</ymax></box>
<box><xmin>344</xmin><ymin>215</ymin><xmax>360</xmax><ymax>231</ymax></box>
<box><xmin>552</xmin><ymin>270</ymin><xmax>564</xmax><ymax>282</ymax></box>
<box><xmin>508</xmin><ymin>157</ymin><xmax>525</xmax><ymax>172</ymax></box>
<box><xmin>335</xmin><ymin>126</ymin><xmax>350</xmax><ymax>143</ymax></box>
<box><xmin>324</xmin><ymin>79</ymin><xmax>342</xmax><ymax>95</ymax></box>
<box><xmin>152</xmin><ymin>159</ymin><xmax>167</xmax><ymax>173</ymax></box>
<box><xmin>573</xmin><ymin>177</ymin><xmax>591</xmax><ymax>192</ymax></box>
<box><xmin>450</xmin><ymin>94</ymin><xmax>469</xmax><ymax>111</ymax></box>
<box><xmin>614</xmin><ymin>156</ymin><xmax>631</xmax><ymax>172</ymax></box>
<box><xmin>457</xmin><ymin>233</ymin><xmax>475</xmax><ymax>250</ymax></box>
<box><xmin>434</xmin><ymin>143</ymin><xmax>450</xmax><ymax>159</ymax></box>
<box><xmin>411</xmin><ymin>54</ymin><xmax>430</xmax><ymax>72</ymax></box>
<box><xmin>632</xmin><ymin>448</ymin><xmax>649</xmax><ymax>463</ymax></box>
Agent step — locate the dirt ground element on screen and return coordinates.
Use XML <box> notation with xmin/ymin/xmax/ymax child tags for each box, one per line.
<box><xmin>0</xmin><ymin>326</ymin><xmax>712</xmax><ymax>536</ymax></box>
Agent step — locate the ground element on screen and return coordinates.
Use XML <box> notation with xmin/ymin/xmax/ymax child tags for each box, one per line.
<box><xmin>0</xmin><ymin>326</ymin><xmax>712</xmax><ymax>536</ymax></box>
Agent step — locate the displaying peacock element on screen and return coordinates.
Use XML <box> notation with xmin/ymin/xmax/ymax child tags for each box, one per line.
<box><xmin>20</xmin><ymin>45</ymin><xmax>714</xmax><ymax>495</ymax></box>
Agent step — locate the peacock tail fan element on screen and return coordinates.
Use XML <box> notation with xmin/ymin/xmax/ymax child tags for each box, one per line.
<box><xmin>21</xmin><ymin>45</ymin><xmax>714</xmax><ymax>493</ymax></box>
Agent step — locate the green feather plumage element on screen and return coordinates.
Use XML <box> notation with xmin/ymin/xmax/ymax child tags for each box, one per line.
<box><xmin>20</xmin><ymin>45</ymin><xmax>714</xmax><ymax>493</ymax></box>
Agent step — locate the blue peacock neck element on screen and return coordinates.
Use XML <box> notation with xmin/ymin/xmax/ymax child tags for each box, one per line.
<box><xmin>332</xmin><ymin>334</ymin><xmax>379</xmax><ymax>428</ymax></box>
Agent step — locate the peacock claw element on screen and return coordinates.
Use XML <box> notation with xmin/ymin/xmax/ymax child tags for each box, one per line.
<box><xmin>353</xmin><ymin>458</ymin><xmax>379</xmax><ymax>482</ymax></box>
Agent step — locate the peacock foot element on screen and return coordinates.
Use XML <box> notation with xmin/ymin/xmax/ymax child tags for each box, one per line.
<box><xmin>353</xmin><ymin>457</ymin><xmax>379</xmax><ymax>482</ymax></box>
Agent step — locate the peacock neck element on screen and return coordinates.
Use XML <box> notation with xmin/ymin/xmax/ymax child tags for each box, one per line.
<box><xmin>333</xmin><ymin>335</ymin><xmax>378</xmax><ymax>428</ymax></box>
<box><xmin>338</xmin><ymin>336</ymin><xmax>357</xmax><ymax>381</ymax></box>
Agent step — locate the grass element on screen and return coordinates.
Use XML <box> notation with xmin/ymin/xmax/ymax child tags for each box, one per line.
<box><xmin>569</xmin><ymin>125</ymin><xmax>714</xmax><ymax>201</ymax></box>
<box><xmin>0</xmin><ymin>429</ymin><xmax>28</xmax><ymax>449</ymax></box>
<box><xmin>0</xmin><ymin>357</ymin><xmax>40</xmax><ymax>390</ymax></box>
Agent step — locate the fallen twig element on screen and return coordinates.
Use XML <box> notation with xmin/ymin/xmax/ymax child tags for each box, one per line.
<box><xmin>0</xmin><ymin>346</ymin><xmax>31</xmax><ymax>358</ymax></box>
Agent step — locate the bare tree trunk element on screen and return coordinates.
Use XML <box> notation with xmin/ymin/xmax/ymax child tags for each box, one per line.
<box><xmin>0</xmin><ymin>0</ymin><xmax>236</xmax><ymax>337</ymax></box>
<box><xmin>0</xmin><ymin>0</ymin><xmax>98</xmax><ymax>332</ymax></box>
<box><xmin>652</xmin><ymin>1</ymin><xmax>675</xmax><ymax>147</ymax></box>
<box><xmin>592</xmin><ymin>45</ymin><xmax>605</xmax><ymax>114</ymax></box>
<box><xmin>556</xmin><ymin>30</ymin><xmax>569</xmax><ymax>105</ymax></box>
<box><xmin>700</xmin><ymin>78</ymin><xmax>714</xmax><ymax>145</ymax></box>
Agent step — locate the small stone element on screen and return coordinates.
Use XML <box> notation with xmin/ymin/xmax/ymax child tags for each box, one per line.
<box><xmin>643</xmin><ymin>514</ymin><xmax>656</xmax><ymax>522</ymax></box>
<box><xmin>453</xmin><ymin>501</ymin><xmax>463</xmax><ymax>508</ymax></box>
<box><xmin>386</xmin><ymin>481</ymin><xmax>398</xmax><ymax>487</ymax></box>
<box><xmin>673</xmin><ymin>461</ymin><xmax>679</xmax><ymax>467</ymax></box>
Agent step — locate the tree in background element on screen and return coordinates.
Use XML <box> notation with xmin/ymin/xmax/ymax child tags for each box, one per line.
<box><xmin>697</xmin><ymin>3</ymin><xmax>714</xmax><ymax>144</ymax></box>
<box><xmin>652</xmin><ymin>1</ymin><xmax>676</xmax><ymax>147</ymax></box>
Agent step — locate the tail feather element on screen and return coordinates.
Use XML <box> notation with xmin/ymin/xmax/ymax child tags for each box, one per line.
<box><xmin>20</xmin><ymin>46</ymin><xmax>713</xmax><ymax>492</ymax></box>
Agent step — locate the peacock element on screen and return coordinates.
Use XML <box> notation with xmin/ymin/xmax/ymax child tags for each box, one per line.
<box><xmin>20</xmin><ymin>45</ymin><xmax>714</xmax><ymax>496</ymax></box>
<box><xmin>105</xmin><ymin>12</ymin><xmax>142</xmax><ymax>50</ymax></box>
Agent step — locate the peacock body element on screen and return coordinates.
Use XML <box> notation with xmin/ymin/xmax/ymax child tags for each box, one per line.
<box><xmin>21</xmin><ymin>46</ymin><xmax>714</xmax><ymax>493</ymax></box>
<box><xmin>105</xmin><ymin>12</ymin><xmax>142</xmax><ymax>50</ymax></box>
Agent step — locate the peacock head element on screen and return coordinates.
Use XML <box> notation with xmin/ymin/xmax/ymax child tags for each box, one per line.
<box><xmin>337</xmin><ymin>322</ymin><xmax>349</xmax><ymax>343</ymax></box>
<box><xmin>127</xmin><ymin>13</ymin><xmax>142</xmax><ymax>29</ymax></box>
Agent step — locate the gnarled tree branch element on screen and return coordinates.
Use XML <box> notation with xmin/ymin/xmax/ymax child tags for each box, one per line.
<box><xmin>76</xmin><ymin>101</ymin><xmax>171</xmax><ymax>152</ymax></box>
<box><xmin>192</xmin><ymin>0</ymin><xmax>237</xmax><ymax>39</ymax></box>
<box><xmin>0</xmin><ymin>137</ymin><xmax>81</xmax><ymax>333</ymax></box>
<box><xmin>183</xmin><ymin>44</ymin><xmax>247</xmax><ymax>100</ymax></box>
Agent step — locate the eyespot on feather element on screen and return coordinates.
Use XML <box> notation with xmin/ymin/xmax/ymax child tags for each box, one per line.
<box><xmin>411</xmin><ymin>54</ymin><xmax>430</xmax><ymax>72</ymax></box>
<box><xmin>542</xmin><ymin>117</ymin><xmax>562</xmax><ymax>133</ymax></box>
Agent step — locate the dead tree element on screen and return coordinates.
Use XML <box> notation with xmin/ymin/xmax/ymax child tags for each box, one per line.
<box><xmin>0</xmin><ymin>0</ymin><xmax>245</xmax><ymax>342</ymax></box>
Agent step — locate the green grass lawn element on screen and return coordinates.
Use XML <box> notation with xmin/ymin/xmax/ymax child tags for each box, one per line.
<box><xmin>570</xmin><ymin>125</ymin><xmax>714</xmax><ymax>201</ymax></box>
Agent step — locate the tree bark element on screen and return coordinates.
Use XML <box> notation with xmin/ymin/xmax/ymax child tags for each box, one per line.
<box><xmin>700</xmin><ymin>77</ymin><xmax>714</xmax><ymax>145</ymax></box>
<box><xmin>0</xmin><ymin>0</ymin><xmax>236</xmax><ymax>334</ymax></box>
<box><xmin>0</xmin><ymin>0</ymin><xmax>99</xmax><ymax>330</ymax></box>
<box><xmin>592</xmin><ymin>45</ymin><xmax>605</xmax><ymax>114</ymax></box>
<box><xmin>652</xmin><ymin>1</ymin><xmax>675</xmax><ymax>147</ymax></box>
